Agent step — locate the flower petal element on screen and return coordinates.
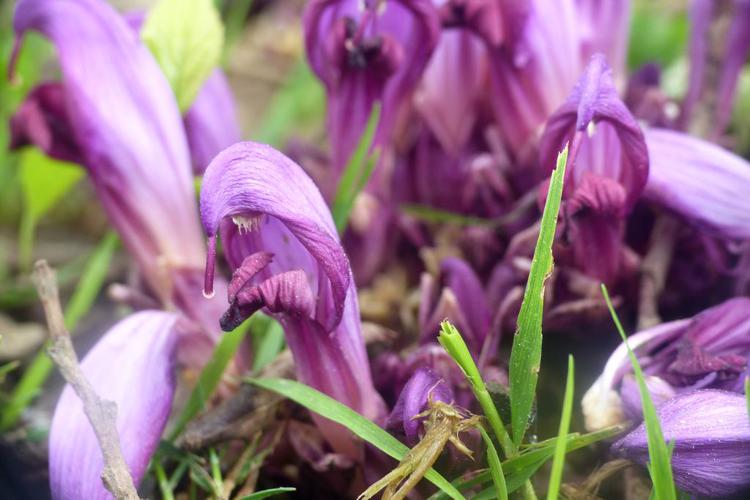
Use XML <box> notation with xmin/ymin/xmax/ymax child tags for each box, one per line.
<box><xmin>184</xmin><ymin>70</ymin><xmax>242</xmax><ymax>175</ymax></box>
<box><xmin>200</xmin><ymin>141</ymin><xmax>350</xmax><ymax>332</ymax></box>
<box><xmin>49</xmin><ymin>311</ymin><xmax>180</xmax><ymax>500</ymax></box>
<box><xmin>644</xmin><ymin>128</ymin><xmax>750</xmax><ymax>240</ymax></box>
<box><xmin>613</xmin><ymin>390</ymin><xmax>750</xmax><ymax>497</ymax></box>
<box><xmin>386</xmin><ymin>367</ymin><xmax>453</xmax><ymax>443</ymax></box>
<box><xmin>13</xmin><ymin>0</ymin><xmax>205</xmax><ymax>300</ymax></box>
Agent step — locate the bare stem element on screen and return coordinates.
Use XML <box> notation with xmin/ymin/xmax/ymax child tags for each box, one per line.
<box><xmin>32</xmin><ymin>260</ymin><xmax>140</xmax><ymax>500</ymax></box>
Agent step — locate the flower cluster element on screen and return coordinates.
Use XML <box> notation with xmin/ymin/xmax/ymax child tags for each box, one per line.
<box><xmin>7</xmin><ymin>0</ymin><xmax>750</xmax><ymax>498</ymax></box>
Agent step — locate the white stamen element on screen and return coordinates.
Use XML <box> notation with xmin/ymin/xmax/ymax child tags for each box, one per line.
<box><xmin>586</xmin><ymin>120</ymin><xmax>597</xmax><ymax>138</ymax></box>
<box><xmin>232</xmin><ymin>214</ymin><xmax>263</xmax><ymax>235</ymax></box>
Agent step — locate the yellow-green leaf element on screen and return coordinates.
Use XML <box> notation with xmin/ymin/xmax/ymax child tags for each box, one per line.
<box><xmin>141</xmin><ymin>0</ymin><xmax>224</xmax><ymax>112</ymax></box>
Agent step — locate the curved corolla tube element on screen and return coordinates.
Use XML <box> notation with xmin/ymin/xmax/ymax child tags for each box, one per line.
<box><xmin>12</xmin><ymin>0</ymin><xmax>206</xmax><ymax>303</ymax></box>
<box><xmin>200</xmin><ymin>142</ymin><xmax>385</xmax><ymax>453</ymax></box>
<box><xmin>49</xmin><ymin>311</ymin><xmax>181</xmax><ymax>500</ymax></box>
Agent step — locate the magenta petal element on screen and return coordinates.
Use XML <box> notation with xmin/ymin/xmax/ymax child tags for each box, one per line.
<box><xmin>49</xmin><ymin>311</ymin><xmax>180</xmax><ymax>500</ymax></box>
<box><xmin>644</xmin><ymin>128</ymin><xmax>750</xmax><ymax>240</ymax></box>
<box><xmin>13</xmin><ymin>0</ymin><xmax>205</xmax><ymax>300</ymax></box>
<box><xmin>184</xmin><ymin>70</ymin><xmax>242</xmax><ymax>175</ymax></box>
<box><xmin>613</xmin><ymin>390</ymin><xmax>750</xmax><ymax>497</ymax></box>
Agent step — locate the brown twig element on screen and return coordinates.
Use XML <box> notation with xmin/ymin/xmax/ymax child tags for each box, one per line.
<box><xmin>637</xmin><ymin>216</ymin><xmax>678</xmax><ymax>330</ymax></box>
<box><xmin>32</xmin><ymin>260</ymin><xmax>140</xmax><ymax>500</ymax></box>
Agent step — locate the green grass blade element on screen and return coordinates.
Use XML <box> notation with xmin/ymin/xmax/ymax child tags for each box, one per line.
<box><xmin>63</xmin><ymin>232</ymin><xmax>119</xmax><ymax>331</ymax></box>
<box><xmin>478</xmin><ymin>426</ymin><xmax>508</xmax><ymax>500</ymax></box>
<box><xmin>249</xmin><ymin>377</ymin><xmax>464</xmax><ymax>500</ymax></box>
<box><xmin>0</xmin><ymin>361</ymin><xmax>20</xmax><ymax>383</ymax></box>
<box><xmin>601</xmin><ymin>285</ymin><xmax>675</xmax><ymax>500</ymax></box>
<box><xmin>509</xmin><ymin>145</ymin><xmax>568</xmax><ymax>446</ymax></box>
<box><xmin>547</xmin><ymin>355</ymin><xmax>575</xmax><ymax>500</ymax></box>
<box><xmin>168</xmin><ymin>321</ymin><xmax>251</xmax><ymax>440</ymax></box>
<box><xmin>251</xmin><ymin>314</ymin><xmax>285</xmax><ymax>371</ymax></box>
<box><xmin>154</xmin><ymin>461</ymin><xmax>175</xmax><ymax>500</ymax></box>
<box><xmin>438</xmin><ymin>321</ymin><xmax>514</xmax><ymax>456</ymax></box>
<box><xmin>0</xmin><ymin>232</ymin><xmax>118</xmax><ymax>430</ymax></box>
<box><xmin>331</xmin><ymin>103</ymin><xmax>381</xmax><ymax>234</ymax></box>
<box><xmin>239</xmin><ymin>487</ymin><xmax>296</xmax><ymax>500</ymax></box>
<box><xmin>745</xmin><ymin>377</ymin><xmax>749</xmax><ymax>422</ymax></box>
<box><xmin>400</xmin><ymin>204</ymin><xmax>494</xmax><ymax>227</ymax></box>
<box><xmin>429</xmin><ymin>427</ymin><xmax>622</xmax><ymax>500</ymax></box>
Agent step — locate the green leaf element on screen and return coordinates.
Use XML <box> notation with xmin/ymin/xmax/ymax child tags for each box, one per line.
<box><xmin>251</xmin><ymin>314</ymin><xmax>285</xmax><ymax>371</ymax></box>
<box><xmin>249</xmin><ymin>377</ymin><xmax>464</xmax><ymax>500</ymax></box>
<box><xmin>331</xmin><ymin>103</ymin><xmax>381</xmax><ymax>234</ymax></box>
<box><xmin>478</xmin><ymin>426</ymin><xmax>508</xmax><ymax>500</ymax></box>
<box><xmin>256</xmin><ymin>61</ymin><xmax>326</xmax><ymax>148</ymax></box>
<box><xmin>0</xmin><ymin>232</ymin><xmax>117</xmax><ymax>430</ymax></box>
<box><xmin>400</xmin><ymin>204</ymin><xmax>494</xmax><ymax>227</ymax></box>
<box><xmin>153</xmin><ymin>461</ymin><xmax>175</xmax><ymax>500</ymax></box>
<box><xmin>509</xmin><ymin>145</ymin><xmax>568</xmax><ymax>446</ymax></box>
<box><xmin>168</xmin><ymin>321</ymin><xmax>251</xmax><ymax>441</ymax></box>
<box><xmin>745</xmin><ymin>377</ymin><xmax>750</xmax><ymax>422</ymax></box>
<box><xmin>239</xmin><ymin>487</ymin><xmax>297</xmax><ymax>500</ymax></box>
<box><xmin>601</xmin><ymin>285</ymin><xmax>675</xmax><ymax>500</ymax></box>
<box><xmin>438</xmin><ymin>321</ymin><xmax>515</xmax><ymax>456</ymax></box>
<box><xmin>141</xmin><ymin>0</ymin><xmax>224</xmax><ymax>112</ymax></box>
<box><xmin>429</xmin><ymin>427</ymin><xmax>621</xmax><ymax>500</ymax></box>
<box><xmin>547</xmin><ymin>355</ymin><xmax>575</xmax><ymax>500</ymax></box>
<box><xmin>0</xmin><ymin>361</ymin><xmax>20</xmax><ymax>384</ymax></box>
<box><xmin>64</xmin><ymin>232</ymin><xmax>119</xmax><ymax>331</ymax></box>
<box><xmin>18</xmin><ymin>148</ymin><xmax>84</xmax><ymax>270</ymax></box>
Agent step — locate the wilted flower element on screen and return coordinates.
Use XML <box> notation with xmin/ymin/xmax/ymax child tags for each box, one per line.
<box><xmin>612</xmin><ymin>390</ymin><xmax>750</xmax><ymax>497</ymax></box>
<box><xmin>582</xmin><ymin>297</ymin><xmax>750</xmax><ymax>431</ymax></box>
<box><xmin>200</xmin><ymin>141</ymin><xmax>385</xmax><ymax>454</ymax></box>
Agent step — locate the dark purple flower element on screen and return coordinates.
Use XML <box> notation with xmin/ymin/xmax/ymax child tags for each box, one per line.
<box><xmin>49</xmin><ymin>311</ymin><xmax>181</xmax><ymax>500</ymax></box>
<box><xmin>612</xmin><ymin>390</ymin><xmax>750</xmax><ymax>497</ymax></box>
<box><xmin>303</xmin><ymin>0</ymin><xmax>440</xmax><ymax>171</ymax></box>
<box><xmin>539</xmin><ymin>54</ymin><xmax>648</xmax><ymax>283</ymax></box>
<box><xmin>9</xmin><ymin>82</ymin><xmax>82</xmax><ymax>163</ymax></box>
<box><xmin>644</xmin><ymin>128</ymin><xmax>750</xmax><ymax>241</ymax></box>
<box><xmin>583</xmin><ymin>298</ymin><xmax>750</xmax><ymax>431</ymax></box>
<box><xmin>419</xmin><ymin>257</ymin><xmax>491</xmax><ymax>354</ymax></box>
<box><xmin>385</xmin><ymin>367</ymin><xmax>454</xmax><ymax>443</ymax></box>
<box><xmin>200</xmin><ymin>141</ymin><xmax>385</xmax><ymax>453</ymax></box>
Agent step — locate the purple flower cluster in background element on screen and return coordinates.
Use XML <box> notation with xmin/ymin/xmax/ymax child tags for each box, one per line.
<box><xmin>6</xmin><ymin>0</ymin><xmax>750</xmax><ymax>498</ymax></box>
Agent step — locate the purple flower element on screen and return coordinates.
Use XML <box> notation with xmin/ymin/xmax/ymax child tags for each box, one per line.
<box><xmin>184</xmin><ymin>69</ymin><xmax>242</xmax><ymax>175</ymax></box>
<box><xmin>538</xmin><ymin>54</ymin><xmax>648</xmax><ymax>283</ymax></box>
<box><xmin>200</xmin><ymin>141</ymin><xmax>385</xmax><ymax>453</ymax></box>
<box><xmin>303</xmin><ymin>0</ymin><xmax>440</xmax><ymax>171</ymax></box>
<box><xmin>484</xmin><ymin>0</ymin><xmax>582</xmax><ymax>160</ymax></box>
<box><xmin>683</xmin><ymin>0</ymin><xmax>750</xmax><ymax>136</ymax></box>
<box><xmin>582</xmin><ymin>298</ymin><xmax>750</xmax><ymax>431</ymax></box>
<box><xmin>612</xmin><ymin>390</ymin><xmax>750</xmax><ymax>497</ymax></box>
<box><xmin>11</xmin><ymin>0</ymin><xmax>206</xmax><ymax>305</ymax></box>
<box><xmin>49</xmin><ymin>311</ymin><xmax>181</xmax><ymax>500</ymax></box>
<box><xmin>575</xmin><ymin>0</ymin><xmax>632</xmax><ymax>80</ymax></box>
<box><xmin>644</xmin><ymin>128</ymin><xmax>750</xmax><ymax>241</ymax></box>
<box><xmin>419</xmin><ymin>257</ymin><xmax>491</xmax><ymax>354</ymax></box>
<box><xmin>414</xmin><ymin>28</ymin><xmax>487</xmax><ymax>155</ymax></box>
<box><xmin>385</xmin><ymin>367</ymin><xmax>454</xmax><ymax>443</ymax></box>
